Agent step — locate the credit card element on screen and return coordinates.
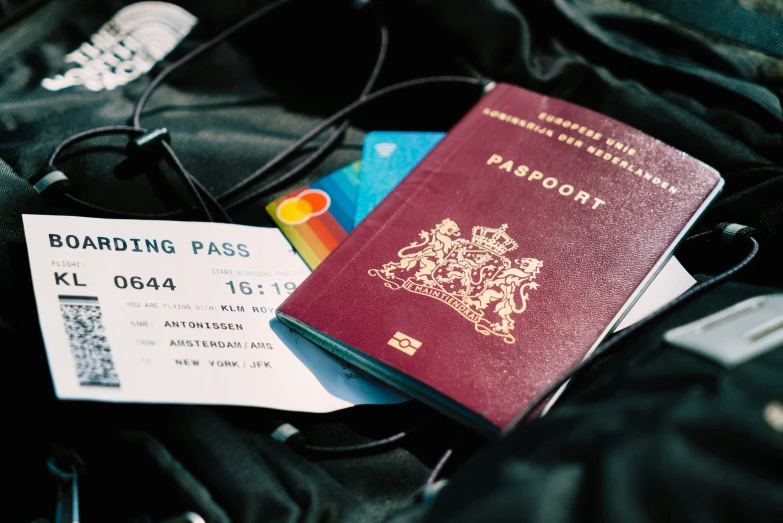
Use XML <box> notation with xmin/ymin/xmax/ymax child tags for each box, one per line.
<box><xmin>354</xmin><ymin>131</ymin><xmax>444</xmax><ymax>226</ymax></box>
<box><xmin>266</xmin><ymin>161</ymin><xmax>360</xmax><ymax>269</ymax></box>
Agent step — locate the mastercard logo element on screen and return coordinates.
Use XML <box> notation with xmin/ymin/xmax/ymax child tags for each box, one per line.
<box><xmin>276</xmin><ymin>189</ymin><xmax>331</xmax><ymax>225</ymax></box>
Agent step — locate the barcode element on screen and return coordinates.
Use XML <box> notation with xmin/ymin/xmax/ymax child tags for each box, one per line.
<box><xmin>59</xmin><ymin>295</ymin><xmax>120</xmax><ymax>387</ymax></box>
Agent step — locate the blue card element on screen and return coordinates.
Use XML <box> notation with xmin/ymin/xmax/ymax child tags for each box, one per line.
<box><xmin>354</xmin><ymin>131</ymin><xmax>444</xmax><ymax>226</ymax></box>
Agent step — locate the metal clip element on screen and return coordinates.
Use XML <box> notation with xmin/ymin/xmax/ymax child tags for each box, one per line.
<box><xmin>664</xmin><ymin>294</ymin><xmax>783</xmax><ymax>367</ymax></box>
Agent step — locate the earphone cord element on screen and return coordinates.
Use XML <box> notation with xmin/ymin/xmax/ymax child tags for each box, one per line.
<box><xmin>48</xmin><ymin>0</ymin><xmax>384</xmax><ymax>222</ymax></box>
<box><xmin>46</xmin><ymin>0</ymin><xmax>484</xmax><ymax>222</ymax></box>
<box><xmin>503</xmin><ymin>231</ymin><xmax>760</xmax><ymax>433</ymax></box>
<box><xmin>130</xmin><ymin>0</ymin><xmax>297</xmax><ymax>130</ymax></box>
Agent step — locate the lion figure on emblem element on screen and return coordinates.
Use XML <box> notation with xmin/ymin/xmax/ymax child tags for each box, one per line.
<box><xmin>380</xmin><ymin>218</ymin><xmax>461</xmax><ymax>282</ymax></box>
<box><xmin>468</xmin><ymin>257</ymin><xmax>543</xmax><ymax>334</ymax></box>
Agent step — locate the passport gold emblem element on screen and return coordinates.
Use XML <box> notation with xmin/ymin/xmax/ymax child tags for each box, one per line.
<box><xmin>388</xmin><ymin>332</ymin><xmax>422</xmax><ymax>355</ymax></box>
<box><xmin>369</xmin><ymin>220</ymin><xmax>542</xmax><ymax>344</ymax></box>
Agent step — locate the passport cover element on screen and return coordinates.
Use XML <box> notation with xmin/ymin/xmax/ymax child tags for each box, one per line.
<box><xmin>277</xmin><ymin>83</ymin><xmax>723</xmax><ymax>434</ymax></box>
<box><xmin>267</xmin><ymin>161</ymin><xmax>361</xmax><ymax>269</ymax></box>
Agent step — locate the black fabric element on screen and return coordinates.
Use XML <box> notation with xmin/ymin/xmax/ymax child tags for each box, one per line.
<box><xmin>2</xmin><ymin>0</ymin><xmax>783</xmax><ymax>521</ymax></box>
<box><xmin>632</xmin><ymin>0</ymin><xmax>783</xmax><ymax>58</ymax></box>
<box><xmin>425</xmin><ymin>282</ymin><xmax>783</xmax><ymax>523</ymax></box>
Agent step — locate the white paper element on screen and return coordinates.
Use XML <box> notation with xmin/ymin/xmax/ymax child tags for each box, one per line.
<box><xmin>22</xmin><ymin>214</ymin><xmax>405</xmax><ymax>412</ymax></box>
<box><xmin>615</xmin><ymin>256</ymin><xmax>697</xmax><ymax>331</ymax></box>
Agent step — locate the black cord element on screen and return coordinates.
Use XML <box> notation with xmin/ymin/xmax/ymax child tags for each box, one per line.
<box><xmin>132</xmin><ymin>0</ymin><xmax>297</xmax><ymax>129</ymax></box>
<box><xmin>264</xmin><ymin>419</ymin><xmax>430</xmax><ymax>454</ymax></box>
<box><xmin>425</xmin><ymin>446</ymin><xmax>455</xmax><ymax>489</ymax></box>
<box><xmin>49</xmin><ymin>126</ymin><xmax>181</xmax><ymax>218</ymax></box>
<box><xmin>129</xmin><ymin>0</ymin><xmax>301</xmax><ymax>220</ymax></box>
<box><xmin>46</xmin><ymin>0</ymin><xmax>484</xmax><ymax>220</ymax></box>
<box><xmin>298</xmin><ymin>421</ymin><xmax>428</xmax><ymax>453</ymax></box>
<box><xmin>50</xmin><ymin>16</ymin><xmax>404</xmax><ymax>220</ymax></box>
<box><xmin>51</xmin><ymin>73</ymin><xmax>481</xmax><ymax>219</ymax></box>
<box><xmin>56</xmin><ymin>142</ymin><xmax>359</xmax><ymax>219</ymax></box>
<box><xmin>132</xmin><ymin>13</ymin><xmax>389</xmax><ymax>220</ymax></box>
<box><xmin>48</xmin><ymin>126</ymin><xmax>217</xmax><ymax>220</ymax></box>
<box><xmin>161</xmin><ymin>141</ymin><xmax>223</xmax><ymax>222</ymax></box>
<box><xmin>47</xmin><ymin>126</ymin><xmax>142</xmax><ymax>168</ymax></box>
<box><xmin>503</xmin><ymin>233</ymin><xmax>760</xmax><ymax>434</ymax></box>
<box><xmin>215</xmin><ymin>23</ymin><xmax>390</xmax><ymax>202</ymax></box>
<box><xmin>224</xmin><ymin>75</ymin><xmax>484</xmax><ymax>209</ymax></box>
<box><xmin>300</xmin><ymin>432</ymin><xmax>407</xmax><ymax>453</ymax></box>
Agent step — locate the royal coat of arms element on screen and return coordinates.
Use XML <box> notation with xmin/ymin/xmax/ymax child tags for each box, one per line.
<box><xmin>369</xmin><ymin>219</ymin><xmax>543</xmax><ymax>344</ymax></box>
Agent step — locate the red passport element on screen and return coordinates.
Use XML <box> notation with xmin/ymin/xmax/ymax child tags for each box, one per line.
<box><xmin>277</xmin><ymin>83</ymin><xmax>722</xmax><ymax>433</ymax></box>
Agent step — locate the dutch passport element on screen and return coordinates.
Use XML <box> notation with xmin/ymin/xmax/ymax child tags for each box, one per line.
<box><xmin>276</xmin><ymin>83</ymin><xmax>723</xmax><ymax>434</ymax></box>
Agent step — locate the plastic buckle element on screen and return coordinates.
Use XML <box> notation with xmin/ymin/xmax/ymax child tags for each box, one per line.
<box><xmin>420</xmin><ymin>479</ymin><xmax>448</xmax><ymax>504</ymax></box>
<box><xmin>157</xmin><ymin>513</ymin><xmax>206</xmax><ymax>523</ymax></box>
<box><xmin>33</xmin><ymin>170</ymin><xmax>70</xmax><ymax>195</ymax></box>
<box><xmin>664</xmin><ymin>294</ymin><xmax>783</xmax><ymax>367</ymax></box>
<box><xmin>715</xmin><ymin>222</ymin><xmax>759</xmax><ymax>245</ymax></box>
<box><xmin>270</xmin><ymin>423</ymin><xmax>301</xmax><ymax>443</ymax></box>
<box><xmin>126</xmin><ymin>127</ymin><xmax>171</xmax><ymax>157</ymax></box>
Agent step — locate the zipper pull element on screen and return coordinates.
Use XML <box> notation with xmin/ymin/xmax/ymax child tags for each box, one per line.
<box><xmin>47</xmin><ymin>456</ymin><xmax>79</xmax><ymax>523</ymax></box>
<box><xmin>157</xmin><ymin>513</ymin><xmax>205</xmax><ymax>523</ymax></box>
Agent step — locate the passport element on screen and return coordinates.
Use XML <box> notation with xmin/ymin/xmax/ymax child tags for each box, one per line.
<box><xmin>354</xmin><ymin>132</ymin><xmax>444</xmax><ymax>226</ymax></box>
<box><xmin>277</xmin><ymin>83</ymin><xmax>723</xmax><ymax>434</ymax></box>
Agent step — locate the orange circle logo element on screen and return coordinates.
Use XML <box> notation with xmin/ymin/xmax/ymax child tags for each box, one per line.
<box><xmin>276</xmin><ymin>189</ymin><xmax>331</xmax><ymax>225</ymax></box>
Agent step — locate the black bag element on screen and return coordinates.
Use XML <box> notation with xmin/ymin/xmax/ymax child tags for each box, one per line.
<box><xmin>2</xmin><ymin>0</ymin><xmax>782</xmax><ymax>521</ymax></box>
<box><xmin>425</xmin><ymin>282</ymin><xmax>783</xmax><ymax>523</ymax></box>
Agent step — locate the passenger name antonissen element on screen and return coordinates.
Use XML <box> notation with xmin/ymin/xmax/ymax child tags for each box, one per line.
<box><xmin>164</xmin><ymin>321</ymin><xmax>244</xmax><ymax>330</ymax></box>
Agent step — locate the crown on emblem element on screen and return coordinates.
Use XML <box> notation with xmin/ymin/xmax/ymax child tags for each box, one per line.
<box><xmin>470</xmin><ymin>223</ymin><xmax>518</xmax><ymax>256</ymax></box>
